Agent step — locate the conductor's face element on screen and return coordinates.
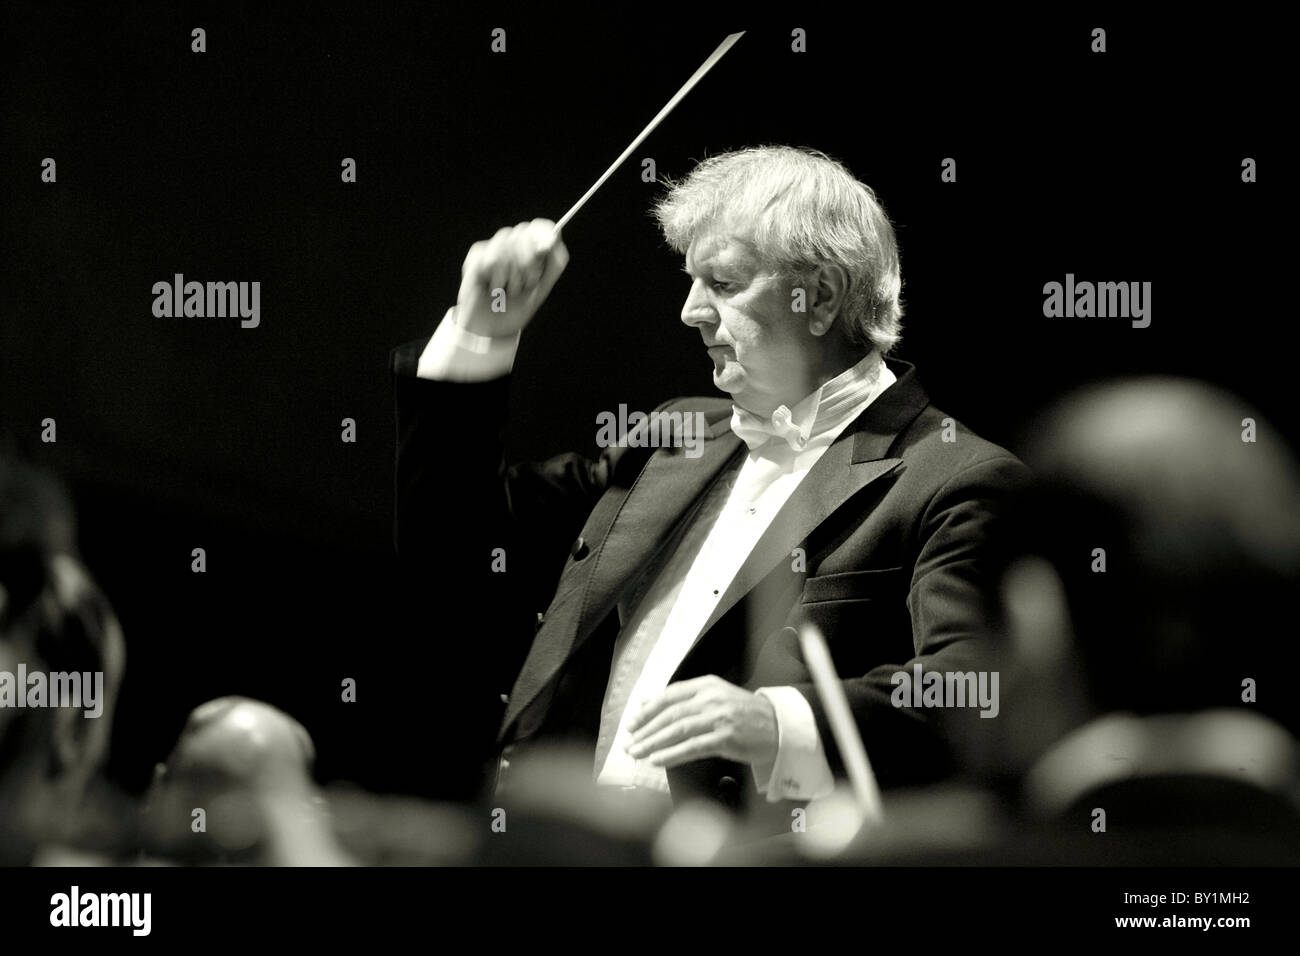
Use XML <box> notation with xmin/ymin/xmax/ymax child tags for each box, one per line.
<box><xmin>680</xmin><ymin>233</ymin><xmax>811</xmax><ymax>417</ymax></box>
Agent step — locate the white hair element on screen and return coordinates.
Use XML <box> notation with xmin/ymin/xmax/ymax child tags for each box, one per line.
<box><xmin>653</xmin><ymin>146</ymin><xmax>904</xmax><ymax>354</ymax></box>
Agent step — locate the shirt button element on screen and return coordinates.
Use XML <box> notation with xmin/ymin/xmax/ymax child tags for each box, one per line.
<box><xmin>500</xmin><ymin>693</ymin><xmax>510</xmax><ymax>704</ymax></box>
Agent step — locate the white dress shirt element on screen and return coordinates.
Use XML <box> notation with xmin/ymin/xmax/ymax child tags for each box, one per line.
<box><xmin>418</xmin><ymin>309</ymin><xmax>896</xmax><ymax>801</ymax></box>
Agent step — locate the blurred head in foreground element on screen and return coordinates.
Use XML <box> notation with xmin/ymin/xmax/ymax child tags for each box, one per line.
<box><xmin>0</xmin><ymin>453</ymin><xmax>127</xmax><ymax>864</ymax></box>
<box><xmin>141</xmin><ymin>696</ymin><xmax>351</xmax><ymax>865</ymax></box>
<box><xmin>990</xmin><ymin>378</ymin><xmax>1300</xmax><ymax>860</ymax></box>
<box><xmin>1002</xmin><ymin>379</ymin><xmax>1300</xmax><ymax>739</ymax></box>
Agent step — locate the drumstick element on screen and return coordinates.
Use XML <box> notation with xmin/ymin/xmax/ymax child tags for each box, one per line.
<box><xmin>551</xmin><ymin>31</ymin><xmax>745</xmax><ymax>238</ymax></box>
<box><xmin>797</xmin><ymin>622</ymin><xmax>885</xmax><ymax>823</ymax></box>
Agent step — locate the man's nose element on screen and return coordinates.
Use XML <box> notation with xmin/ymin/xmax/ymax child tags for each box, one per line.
<box><xmin>680</xmin><ymin>279</ymin><xmax>715</xmax><ymax>329</ymax></box>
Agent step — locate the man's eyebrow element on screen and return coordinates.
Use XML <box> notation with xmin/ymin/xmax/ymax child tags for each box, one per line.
<box><xmin>682</xmin><ymin>258</ymin><xmax>744</xmax><ymax>278</ymax></box>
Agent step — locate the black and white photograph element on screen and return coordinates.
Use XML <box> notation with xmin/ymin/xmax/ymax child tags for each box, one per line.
<box><xmin>0</xmin><ymin>2</ymin><xmax>1290</xmax><ymax>940</ymax></box>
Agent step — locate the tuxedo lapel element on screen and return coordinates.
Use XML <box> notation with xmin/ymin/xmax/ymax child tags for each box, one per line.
<box><xmin>691</xmin><ymin>448</ymin><xmax>902</xmax><ymax>647</ymax></box>
<box><xmin>688</xmin><ymin>358</ymin><xmax>931</xmax><ymax>658</ymax></box>
<box><xmin>571</xmin><ymin>430</ymin><xmax>744</xmax><ymax>642</ymax></box>
<box><xmin>501</xmin><ymin>418</ymin><xmax>743</xmax><ymax>740</ymax></box>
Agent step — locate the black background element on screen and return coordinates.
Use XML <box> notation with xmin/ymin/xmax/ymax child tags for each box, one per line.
<box><xmin>0</xmin><ymin>3</ymin><xmax>1284</xmax><ymax>798</ymax></box>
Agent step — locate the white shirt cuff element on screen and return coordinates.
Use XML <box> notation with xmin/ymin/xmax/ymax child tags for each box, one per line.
<box><xmin>416</xmin><ymin>307</ymin><xmax>521</xmax><ymax>381</ymax></box>
<box><xmin>751</xmin><ymin>686</ymin><xmax>836</xmax><ymax>802</ymax></box>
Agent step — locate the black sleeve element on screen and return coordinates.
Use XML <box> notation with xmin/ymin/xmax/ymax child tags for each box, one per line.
<box><xmin>389</xmin><ymin>340</ymin><xmax>626</xmax><ymax>795</ymax></box>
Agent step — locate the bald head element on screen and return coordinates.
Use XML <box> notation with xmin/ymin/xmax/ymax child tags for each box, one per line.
<box><xmin>142</xmin><ymin>697</ymin><xmax>351</xmax><ymax>865</ymax></box>
<box><xmin>163</xmin><ymin>696</ymin><xmax>316</xmax><ymax>790</ymax></box>
<box><xmin>1026</xmin><ymin>379</ymin><xmax>1300</xmax><ymax>579</ymax></box>
<box><xmin>1007</xmin><ymin>378</ymin><xmax>1300</xmax><ymax>728</ymax></box>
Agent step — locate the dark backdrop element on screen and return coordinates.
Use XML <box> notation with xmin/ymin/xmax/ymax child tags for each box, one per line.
<box><xmin>0</xmin><ymin>3</ymin><xmax>1284</xmax><ymax>797</ymax></box>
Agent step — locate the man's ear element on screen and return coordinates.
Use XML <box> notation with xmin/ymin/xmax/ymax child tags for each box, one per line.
<box><xmin>1003</xmin><ymin>556</ymin><xmax>1073</xmax><ymax>668</ymax></box>
<box><xmin>805</xmin><ymin>263</ymin><xmax>849</xmax><ymax>337</ymax></box>
<box><xmin>51</xmin><ymin>697</ymin><xmax>112</xmax><ymax>784</ymax></box>
<box><xmin>999</xmin><ymin>556</ymin><xmax>1090</xmax><ymax>765</ymax></box>
<box><xmin>44</xmin><ymin>556</ymin><xmax>124</xmax><ymax>785</ymax></box>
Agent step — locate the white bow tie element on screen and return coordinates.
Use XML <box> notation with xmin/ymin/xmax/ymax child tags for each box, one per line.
<box><xmin>730</xmin><ymin>404</ymin><xmax>810</xmax><ymax>452</ymax></box>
